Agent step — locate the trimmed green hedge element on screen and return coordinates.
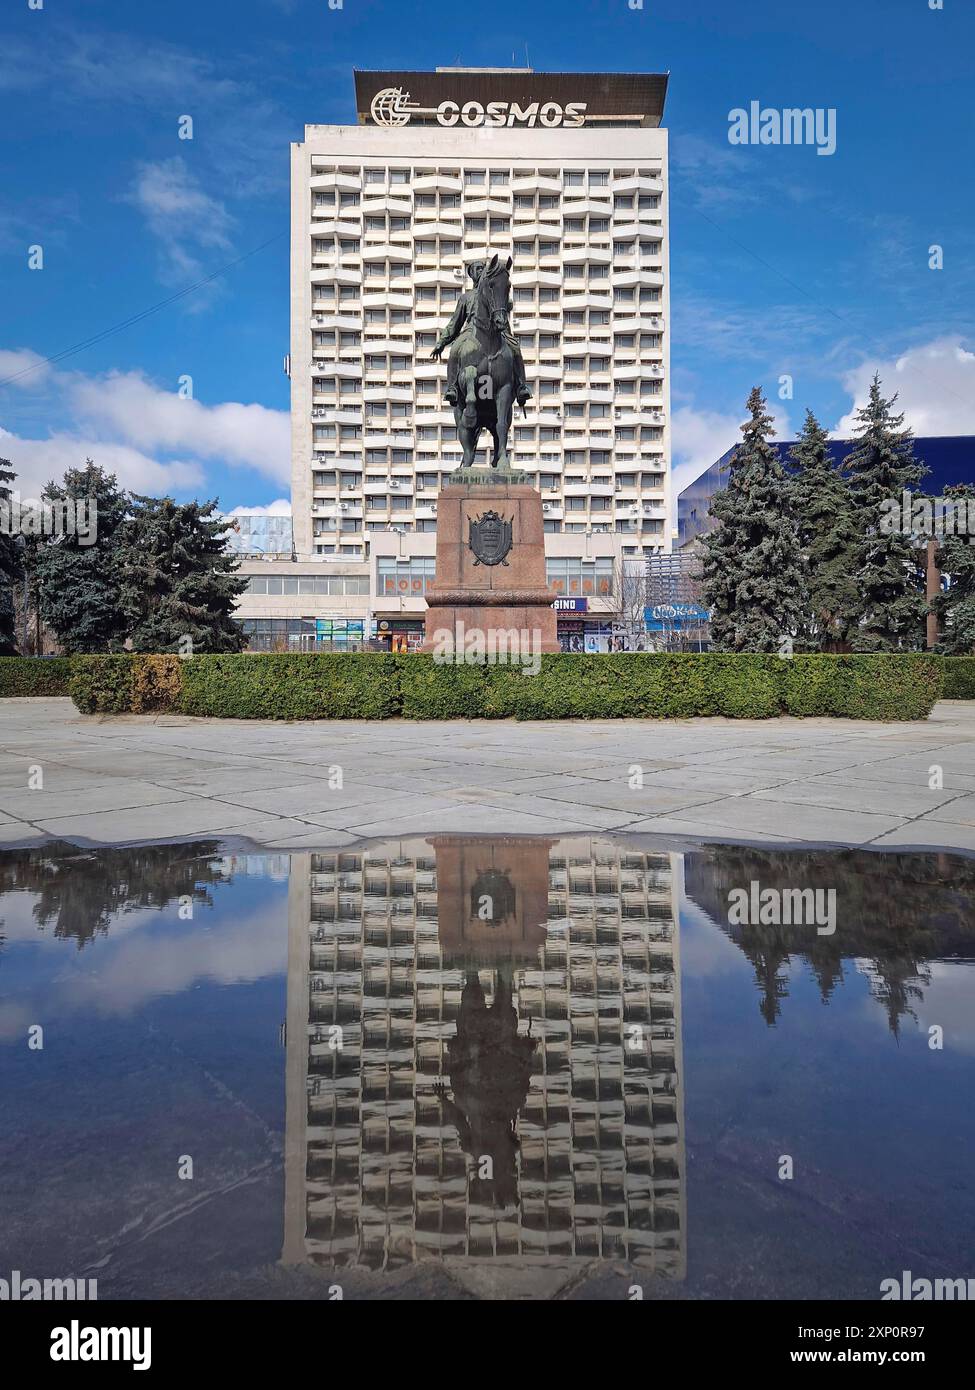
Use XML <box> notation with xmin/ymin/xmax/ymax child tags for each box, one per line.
<box><xmin>70</xmin><ymin>655</ymin><xmax>136</xmax><ymax>714</ymax></box>
<box><xmin>942</xmin><ymin>657</ymin><xmax>975</xmax><ymax>700</ymax></box>
<box><xmin>179</xmin><ymin>652</ymin><xmax>401</xmax><ymax>720</ymax></box>
<box><xmin>778</xmin><ymin>654</ymin><xmax>944</xmax><ymax>721</ymax></box>
<box><xmin>62</xmin><ymin>651</ymin><xmax>944</xmax><ymax>722</ymax></box>
<box><xmin>0</xmin><ymin>656</ymin><xmax>73</xmax><ymax>697</ymax></box>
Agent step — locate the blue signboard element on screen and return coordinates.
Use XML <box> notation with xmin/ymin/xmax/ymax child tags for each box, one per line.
<box><xmin>553</xmin><ymin>597</ymin><xmax>588</xmax><ymax>613</ymax></box>
<box><xmin>644</xmin><ymin>603</ymin><xmax>710</xmax><ymax>632</ymax></box>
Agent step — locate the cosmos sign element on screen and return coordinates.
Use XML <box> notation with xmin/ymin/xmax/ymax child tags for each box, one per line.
<box><xmin>370</xmin><ymin>86</ymin><xmax>587</xmax><ymax>129</ymax></box>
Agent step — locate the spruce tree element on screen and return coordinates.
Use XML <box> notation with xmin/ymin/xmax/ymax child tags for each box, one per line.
<box><xmin>0</xmin><ymin>458</ymin><xmax>24</xmax><ymax>654</ymax></box>
<box><xmin>932</xmin><ymin>484</ymin><xmax>975</xmax><ymax>653</ymax></box>
<box><xmin>844</xmin><ymin>375</ymin><xmax>928</xmax><ymax>651</ymax></box>
<box><xmin>117</xmin><ymin>496</ymin><xmax>247</xmax><ymax>653</ymax></box>
<box><xmin>701</xmin><ymin>387</ymin><xmax>807</xmax><ymax>652</ymax></box>
<box><xmin>34</xmin><ymin>461</ymin><xmax>130</xmax><ymax>653</ymax></box>
<box><xmin>789</xmin><ymin>409</ymin><xmax>860</xmax><ymax>650</ymax></box>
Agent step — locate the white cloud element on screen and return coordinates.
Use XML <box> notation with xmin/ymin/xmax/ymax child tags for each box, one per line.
<box><xmin>0</xmin><ymin>353</ymin><xmax>289</xmax><ymax>498</ymax></box>
<box><xmin>0</xmin><ymin>348</ymin><xmax>52</xmax><ymax>389</ymax></box>
<box><xmin>834</xmin><ymin>336</ymin><xmax>975</xmax><ymax>438</ymax></box>
<box><xmin>0</xmin><ymin>896</ymin><xmax>285</xmax><ymax>1034</ymax></box>
<box><xmin>671</xmin><ymin>401</ymin><xmax>791</xmax><ymax>497</ymax></box>
<box><xmin>69</xmin><ymin>370</ymin><xmax>289</xmax><ymax>483</ymax></box>
<box><xmin>671</xmin><ymin>405</ymin><xmax>742</xmax><ymax>497</ymax></box>
<box><xmin>127</xmin><ymin>157</ymin><xmax>235</xmax><ymax>291</ymax></box>
<box><xmin>0</xmin><ymin>429</ymin><xmax>203</xmax><ymax>499</ymax></box>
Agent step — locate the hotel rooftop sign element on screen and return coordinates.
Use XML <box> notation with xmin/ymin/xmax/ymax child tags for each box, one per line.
<box><xmin>354</xmin><ymin>69</ymin><xmax>669</xmax><ymax>130</ymax></box>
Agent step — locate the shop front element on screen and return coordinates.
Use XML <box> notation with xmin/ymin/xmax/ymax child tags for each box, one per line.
<box><xmin>553</xmin><ymin>597</ymin><xmax>624</xmax><ymax>653</ymax></box>
<box><xmin>314</xmin><ymin>618</ymin><xmax>369</xmax><ymax>650</ymax></box>
<box><xmin>374</xmin><ymin>617</ymin><xmax>426</xmax><ymax>653</ymax></box>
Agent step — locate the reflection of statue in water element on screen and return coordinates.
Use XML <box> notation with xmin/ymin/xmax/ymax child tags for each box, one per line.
<box><xmin>435</xmin><ymin>971</ymin><xmax>537</xmax><ymax>1209</ymax></box>
<box><xmin>431</xmin><ymin>255</ymin><xmax>532</xmax><ymax>470</ymax></box>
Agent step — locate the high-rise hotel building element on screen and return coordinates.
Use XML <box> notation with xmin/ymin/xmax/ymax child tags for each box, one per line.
<box><xmin>284</xmin><ymin>68</ymin><xmax>671</xmax><ymax>644</ymax></box>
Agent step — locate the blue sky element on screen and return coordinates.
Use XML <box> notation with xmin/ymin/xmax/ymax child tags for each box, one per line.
<box><xmin>1</xmin><ymin>0</ymin><xmax>973</xmax><ymax>514</ymax></box>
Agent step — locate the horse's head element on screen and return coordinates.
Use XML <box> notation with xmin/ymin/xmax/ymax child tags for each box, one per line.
<box><xmin>478</xmin><ymin>252</ymin><xmax>512</xmax><ymax>332</ymax></box>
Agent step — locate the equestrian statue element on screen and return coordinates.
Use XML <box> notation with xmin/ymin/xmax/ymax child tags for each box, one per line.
<box><xmin>431</xmin><ymin>254</ymin><xmax>532</xmax><ymax>470</ymax></box>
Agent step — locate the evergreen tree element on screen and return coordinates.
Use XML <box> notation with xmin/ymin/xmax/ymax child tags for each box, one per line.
<box><xmin>932</xmin><ymin>483</ymin><xmax>975</xmax><ymax>653</ymax></box>
<box><xmin>117</xmin><ymin>496</ymin><xmax>247</xmax><ymax>653</ymax></box>
<box><xmin>844</xmin><ymin>375</ymin><xmax>928</xmax><ymax>650</ymax></box>
<box><xmin>34</xmin><ymin>461</ymin><xmax>129</xmax><ymax>653</ymax></box>
<box><xmin>701</xmin><ymin>387</ymin><xmax>807</xmax><ymax>652</ymax></box>
<box><xmin>789</xmin><ymin>409</ymin><xmax>860</xmax><ymax>650</ymax></box>
<box><xmin>0</xmin><ymin>458</ymin><xmax>24</xmax><ymax>654</ymax></box>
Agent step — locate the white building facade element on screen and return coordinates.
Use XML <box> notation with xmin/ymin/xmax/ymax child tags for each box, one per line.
<box><xmin>278</xmin><ymin>68</ymin><xmax>672</xmax><ymax>651</ymax></box>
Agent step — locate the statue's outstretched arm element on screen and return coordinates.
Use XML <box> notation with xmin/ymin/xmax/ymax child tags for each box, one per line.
<box><xmin>433</xmin><ymin>297</ymin><xmax>467</xmax><ymax>355</ymax></box>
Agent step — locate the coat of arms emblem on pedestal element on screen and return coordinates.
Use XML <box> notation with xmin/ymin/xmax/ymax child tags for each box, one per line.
<box><xmin>468</xmin><ymin>510</ymin><xmax>513</xmax><ymax>567</ymax></box>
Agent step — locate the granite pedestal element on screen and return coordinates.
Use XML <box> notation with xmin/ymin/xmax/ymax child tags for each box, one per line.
<box><xmin>421</xmin><ymin>472</ymin><xmax>560</xmax><ymax>654</ymax></box>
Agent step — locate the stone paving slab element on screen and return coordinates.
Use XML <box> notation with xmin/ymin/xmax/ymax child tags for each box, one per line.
<box><xmin>2</xmin><ymin>697</ymin><xmax>975</xmax><ymax>854</ymax></box>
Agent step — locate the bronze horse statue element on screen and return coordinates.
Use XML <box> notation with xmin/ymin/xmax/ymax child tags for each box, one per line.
<box><xmin>446</xmin><ymin>253</ymin><xmax>517</xmax><ymax>469</ymax></box>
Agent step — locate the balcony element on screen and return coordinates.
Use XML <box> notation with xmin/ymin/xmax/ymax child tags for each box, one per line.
<box><xmin>361</xmin><ymin>243</ymin><xmax>412</xmax><ymax>262</ymax></box>
<box><xmin>412</xmin><ymin>268</ymin><xmax>459</xmax><ymax>288</ymax></box>
<box><xmin>511</xmin><ymin>220</ymin><xmax>560</xmax><ymax>240</ymax></box>
<box><xmin>308</xmin><ymin>220</ymin><xmax>361</xmax><ymax>240</ymax></box>
<box><xmin>463</xmin><ymin>198</ymin><xmax>512</xmax><ymax>217</ymax></box>
<box><xmin>362</xmin><ymin>384</ymin><xmax>412</xmax><ymax>403</ymax></box>
<box><xmin>510</xmin><ymin>175</ymin><xmax>562</xmax><ymax>195</ymax></box>
<box><xmin>412</xmin><ymin>174</ymin><xmax>463</xmax><ymax>193</ymax></box>
<box><xmin>309</xmin><ymin>172</ymin><xmax>361</xmax><ymax>192</ymax></box>
<box><xmin>312</xmin><ymin>407</ymin><xmax>360</xmax><ymax>425</ymax></box>
<box><xmin>613</xmin><ymin>314</ymin><xmax>664</xmax><ymax>334</ymax></box>
<box><xmin>511</xmin><ymin>268</ymin><xmax>562</xmax><ymax>290</ymax></box>
<box><xmin>562</xmin><ymin>247</ymin><xmax>612</xmax><ymax>266</ymax></box>
<box><xmin>360</xmin><ymin>291</ymin><xmax>412</xmax><ymax>310</ymax></box>
<box><xmin>560</xmin><ymin>197</ymin><xmax>613</xmax><ymax>216</ymax></box>
<box><xmin>360</xmin><ymin>196</ymin><xmax>412</xmax><ymax>217</ymax></box>
<box><xmin>611</xmin><ymin>176</ymin><xmax>663</xmax><ymax>195</ymax></box>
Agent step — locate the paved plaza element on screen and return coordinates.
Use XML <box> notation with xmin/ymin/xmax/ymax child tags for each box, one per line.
<box><xmin>2</xmin><ymin>697</ymin><xmax>975</xmax><ymax>854</ymax></box>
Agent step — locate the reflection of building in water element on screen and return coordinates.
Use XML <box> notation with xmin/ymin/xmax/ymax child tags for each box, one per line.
<box><xmin>283</xmin><ymin>836</ymin><xmax>684</xmax><ymax>1277</ymax></box>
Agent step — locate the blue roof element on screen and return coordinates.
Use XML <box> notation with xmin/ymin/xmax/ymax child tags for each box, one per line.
<box><xmin>677</xmin><ymin>435</ymin><xmax>975</xmax><ymax>548</ymax></box>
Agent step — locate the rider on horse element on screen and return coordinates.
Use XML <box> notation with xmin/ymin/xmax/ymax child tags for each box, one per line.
<box><xmin>432</xmin><ymin>260</ymin><xmax>532</xmax><ymax>410</ymax></box>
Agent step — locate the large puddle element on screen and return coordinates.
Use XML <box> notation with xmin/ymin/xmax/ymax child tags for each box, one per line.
<box><xmin>1</xmin><ymin>836</ymin><xmax>973</xmax><ymax>1300</ymax></box>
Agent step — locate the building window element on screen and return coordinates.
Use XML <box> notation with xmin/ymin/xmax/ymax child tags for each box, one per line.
<box><xmin>377</xmin><ymin>556</ymin><xmax>436</xmax><ymax>596</ymax></box>
<box><xmin>547</xmin><ymin>557</ymin><xmax>614</xmax><ymax>596</ymax></box>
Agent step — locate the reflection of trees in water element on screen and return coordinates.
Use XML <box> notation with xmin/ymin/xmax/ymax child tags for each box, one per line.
<box><xmin>436</xmin><ymin>972</ymin><xmax>537</xmax><ymax>1209</ymax></box>
<box><xmin>684</xmin><ymin>846</ymin><xmax>975</xmax><ymax>1034</ymax></box>
<box><xmin>0</xmin><ymin>841</ymin><xmax>229</xmax><ymax>953</ymax></box>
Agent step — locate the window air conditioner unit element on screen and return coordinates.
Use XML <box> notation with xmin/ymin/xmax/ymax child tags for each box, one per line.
<box><xmin>542</xmin><ymin>503</ymin><xmax>551</xmax><ymax>512</ymax></box>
